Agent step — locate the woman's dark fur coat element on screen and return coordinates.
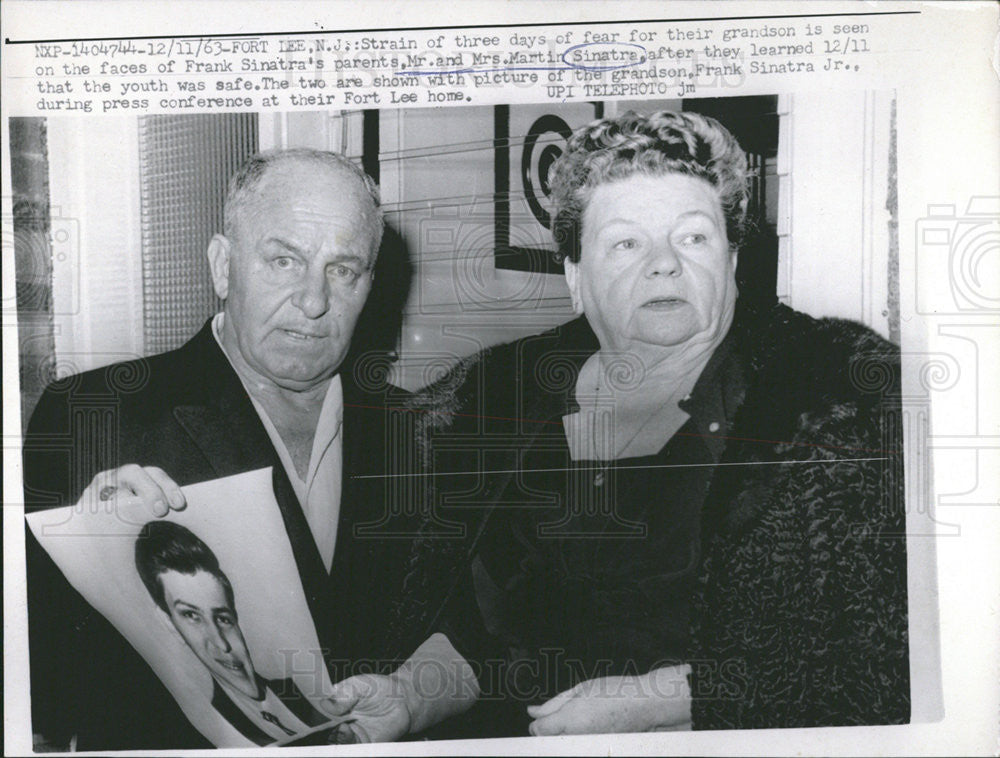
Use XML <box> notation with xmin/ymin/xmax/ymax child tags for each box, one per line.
<box><xmin>402</xmin><ymin>301</ymin><xmax>909</xmax><ymax>731</ymax></box>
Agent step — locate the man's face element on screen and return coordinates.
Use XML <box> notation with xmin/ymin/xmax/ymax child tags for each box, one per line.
<box><xmin>210</xmin><ymin>160</ymin><xmax>379</xmax><ymax>392</ymax></box>
<box><xmin>160</xmin><ymin>569</ymin><xmax>261</xmax><ymax>699</ymax></box>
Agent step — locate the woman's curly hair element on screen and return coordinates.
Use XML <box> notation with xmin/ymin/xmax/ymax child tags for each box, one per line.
<box><xmin>550</xmin><ymin>110</ymin><xmax>750</xmax><ymax>262</ymax></box>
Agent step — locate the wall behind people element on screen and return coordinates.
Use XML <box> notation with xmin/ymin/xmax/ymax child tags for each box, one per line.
<box><xmin>377</xmin><ymin>93</ymin><xmax>895</xmax><ymax>391</ymax></box>
<box><xmin>10</xmin><ymin>117</ymin><xmax>55</xmax><ymax>432</ymax></box>
<box><xmin>778</xmin><ymin>91</ymin><xmax>895</xmax><ymax>339</ymax></box>
<box><xmin>139</xmin><ymin>114</ymin><xmax>258</xmax><ymax>355</ymax></box>
<box><xmin>27</xmin><ymin>95</ymin><xmax>895</xmax><ymax>412</ymax></box>
<box><xmin>45</xmin><ymin>117</ymin><xmax>144</xmax><ymax>380</ymax></box>
<box><xmin>379</xmin><ymin>97</ymin><xmax>787</xmax><ymax>390</ymax></box>
<box><xmin>40</xmin><ymin>115</ymin><xmax>259</xmax><ymax>380</ymax></box>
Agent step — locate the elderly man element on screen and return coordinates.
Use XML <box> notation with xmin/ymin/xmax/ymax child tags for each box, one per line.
<box><xmin>24</xmin><ymin>149</ymin><xmax>479</xmax><ymax>750</ymax></box>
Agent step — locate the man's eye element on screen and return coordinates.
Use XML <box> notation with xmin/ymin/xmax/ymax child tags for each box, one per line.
<box><xmin>613</xmin><ymin>238</ymin><xmax>639</xmax><ymax>251</ymax></box>
<box><xmin>273</xmin><ymin>256</ymin><xmax>295</xmax><ymax>269</ymax></box>
<box><xmin>216</xmin><ymin>614</ymin><xmax>235</xmax><ymax>627</ymax></box>
<box><xmin>180</xmin><ymin>610</ymin><xmax>201</xmax><ymax>623</ymax></box>
<box><xmin>329</xmin><ymin>264</ymin><xmax>358</xmax><ymax>282</ymax></box>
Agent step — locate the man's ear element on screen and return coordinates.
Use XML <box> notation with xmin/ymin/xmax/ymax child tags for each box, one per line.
<box><xmin>563</xmin><ymin>258</ymin><xmax>584</xmax><ymax>315</ymax></box>
<box><xmin>207</xmin><ymin>235</ymin><xmax>232</xmax><ymax>300</ymax></box>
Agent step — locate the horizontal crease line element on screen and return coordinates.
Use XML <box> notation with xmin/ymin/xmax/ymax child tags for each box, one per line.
<box><xmin>352</xmin><ymin>457</ymin><xmax>891</xmax><ymax>479</ymax></box>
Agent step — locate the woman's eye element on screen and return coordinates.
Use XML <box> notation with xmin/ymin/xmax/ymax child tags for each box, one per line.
<box><xmin>180</xmin><ymin>610</ymin><xmax>201</xmax><ymax>623</ymax></box>
<box><xmin>679</xmin><ymin>233</ymin><xmax>707</xmax><ymax>246</ymax></box>
<box><xmin>216</xmin><ymin>614</ymin><xmax>235</xmax><ymax>627</ymax></box>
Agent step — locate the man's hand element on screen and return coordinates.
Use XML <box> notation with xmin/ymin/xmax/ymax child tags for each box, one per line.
<box><xmin>322</xmin><ymin>633</ymin><xmax>479</xmax><ymax>743</ymax></box>
<box><xmin>322</xmin><ymin>674</ymin><xmax>412</xmax><ymax>744</ymax></box>
<box><xmin>527</xmin><ymin>664</ymin><xmax>693</xmax><ymax>736</ymax></box>
<box><xmin>82</xmin><ymin>465</ymin><xmax>186</xmax><ymax>517</ymax></box>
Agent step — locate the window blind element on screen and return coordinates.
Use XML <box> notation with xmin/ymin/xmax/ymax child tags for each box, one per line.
<box><xmin>138</xmin><ymin>114</ymin><xmax>258</xmax><ymax>355</ymax></box>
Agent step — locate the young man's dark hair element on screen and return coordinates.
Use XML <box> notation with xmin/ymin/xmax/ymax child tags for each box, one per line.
<box><xmin>135</xmin><ymin>520</ymin><xmax>235</xmax><ymax>614</ymax></box>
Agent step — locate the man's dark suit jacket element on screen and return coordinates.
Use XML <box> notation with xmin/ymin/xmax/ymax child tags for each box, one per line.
<box><xmin>23</xmin><ymin>319</ymin><xmax>464</xmax><ymax>750</ymax></box>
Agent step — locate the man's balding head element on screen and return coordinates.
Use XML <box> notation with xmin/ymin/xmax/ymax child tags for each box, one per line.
<box><xmin>223</xmin><ymin>149</ymin><xmax>384</xmax><ymax>258</ymax></box>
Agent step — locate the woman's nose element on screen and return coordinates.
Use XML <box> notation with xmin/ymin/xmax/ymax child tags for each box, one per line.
<box><xmin>646</xmin><ymin>240</ymin><xmax>682</xmax><ymax>278</ymax></box>
<box><xmin>292</xmin><ymin>272</ymin><xmax>331</xmax><ymax>318</ymax></box>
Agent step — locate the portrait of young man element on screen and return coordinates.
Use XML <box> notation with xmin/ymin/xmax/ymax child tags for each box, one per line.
<box><xmin>135</xmin><ymin>520</ymin><xmax>331</xmax><ymax>745</ymax></box>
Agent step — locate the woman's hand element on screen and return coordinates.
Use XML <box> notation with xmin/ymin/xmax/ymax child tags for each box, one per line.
<box><xmin>81</xmin><ymin>465</ymin><xmax>186</xmax><ymax>516</ymax></box>
<box><xmin>527</xmin><ymin>664</ymin><xmax>692</xmax><ymax>736</ymax></box>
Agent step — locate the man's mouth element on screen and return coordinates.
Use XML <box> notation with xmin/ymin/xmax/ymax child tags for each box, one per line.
<box><xmin>281</xmin><ymin>328</ymin><xmax>326</xmax><ymax>341</ymax></box>
<box><xmin>216</xmin><ymin>659</ymin><xmax>247</xmax><ymax>674</ymax></box>
<box><xmin>641</xmin><ymin>296</ymin><xmax>687</xmax><ymax>309</ymax></box>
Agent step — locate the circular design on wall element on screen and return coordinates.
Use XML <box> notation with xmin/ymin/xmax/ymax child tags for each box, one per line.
<box><xmin>520</xmin><ymin>114</ymin><xmax>573</xmax><ymax>229</ymax></box>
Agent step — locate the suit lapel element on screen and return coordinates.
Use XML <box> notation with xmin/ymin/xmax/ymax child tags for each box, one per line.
<box><xmin>338</xmin><ymin>375</ymin><xmax>381</xmax><ymax>531</ymax></box>
<box><xmin>328</xmin><ymin>375</ymin><xmax>405</xmax><ymax>656</ymax></box>
<box><xmin>172</xmin><ymin>396</ymin><xmax>274</xmax><ymax>480</ymax></box>
<box><xmin>169</xmin><ymin>321</ymin><xmax>335</xmax><ymax>651</ymax></box>
<box><xmin>209</xmin><ymin>679</ymin><xmax>271</xmax><ymax>746</ymax></box>
<box><xmin>169</xmin><ymin>320</ymin><xmax>280</xmax><ymax>480</ymax></box>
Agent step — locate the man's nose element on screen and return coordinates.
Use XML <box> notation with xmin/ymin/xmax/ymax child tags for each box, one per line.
<box><xmin>292</xmin><ymin>271</ymin><xmax>331</xmax><ymax>318</ymax></box>
<box><xmin>645</xmin><ymin>239</ymin><xmax>682</xmax><ymax>278</ymax></box>
<box><xmin>207</xmin><ymin>623</ymin><xmax>232</xmax><ymax>654</ymax></box>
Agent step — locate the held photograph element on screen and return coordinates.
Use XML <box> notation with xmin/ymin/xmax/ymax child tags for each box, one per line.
<box><xmin>25</xmin><ymin>470</ymin><xmax>347</xmax><ymax>748</ymax></box>
<box><xmin>11</xmin><ymin>92</ymin><xmax>928</xmax><ymax>750</ymax></box>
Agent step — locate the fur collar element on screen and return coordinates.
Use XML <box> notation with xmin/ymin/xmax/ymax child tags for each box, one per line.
<box><xmin>411</xmin><ymin>300</ymin><xmax>897</xmax><ymax>441</ymax></box>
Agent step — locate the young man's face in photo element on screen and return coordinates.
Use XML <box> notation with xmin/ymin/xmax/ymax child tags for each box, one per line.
<box><xmin>159</xmin><ymin>569</ymin><xmax>261</xmax><ymax>699</ymax></box>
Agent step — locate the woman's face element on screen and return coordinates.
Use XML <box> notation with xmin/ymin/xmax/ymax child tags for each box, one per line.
<box><xmin>564</xmin><ymin>172</ymin><xmax>737</xmax><ymax>357</ymax></box>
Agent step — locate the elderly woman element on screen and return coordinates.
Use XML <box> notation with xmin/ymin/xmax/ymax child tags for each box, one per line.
<box><xmin>411</xmin><ymin>110</ymin><xmax>908</xmax><ymax>735</ymax></box>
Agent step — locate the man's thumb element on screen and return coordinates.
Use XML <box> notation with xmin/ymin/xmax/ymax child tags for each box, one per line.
<box><xmin>321</xmin><ymin>685</ymin><xmax>360</xmax><ymax>717</ymax></box>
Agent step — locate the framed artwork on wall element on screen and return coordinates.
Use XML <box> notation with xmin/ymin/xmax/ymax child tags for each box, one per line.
<box><xmin>493</xmin><ymin>101</ymin><xmax>603</xmax><ymax>274</ymax></box>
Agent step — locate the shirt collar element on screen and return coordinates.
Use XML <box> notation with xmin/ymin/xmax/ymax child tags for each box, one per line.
<box><xmin>550</xmin><ymin>314</ymin><xmax>744</xmax><ymax>459</ymax></box>
<box><xmin>677</xmin><ymin>329</ymin><xmax>745</xmax><ymax>462</ymax></box>
<box><xmin>210</xmin><ymin>312</ymin><xmax>344</xmax><ymax>488</ymax></box>
<box><xmin>553</xmin><ymin>317</ymin><xmax>601</xmax><ymax>416</ymax></box>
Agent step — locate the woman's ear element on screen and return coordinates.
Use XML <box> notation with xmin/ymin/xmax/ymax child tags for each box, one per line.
<box><xmin>563</xmin><ymin>258</ymin><xmax>584</xmax><ymax>315</ymax></box>
<box><xmin>206</xmin><ymin>235</ymin><xmax>231</xmax><ymax>300</ymax></box>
